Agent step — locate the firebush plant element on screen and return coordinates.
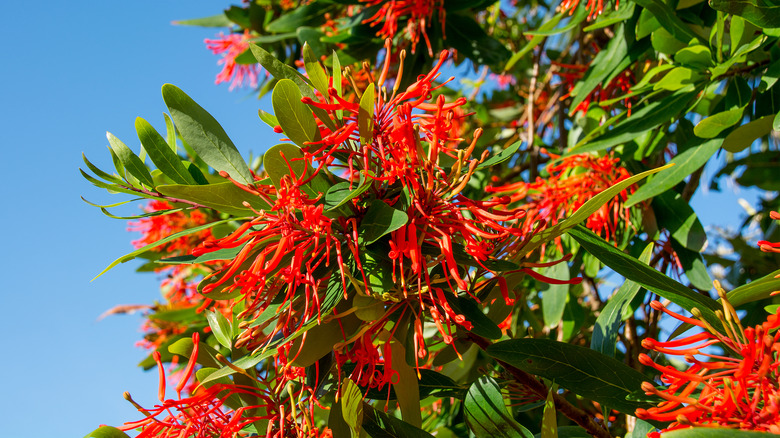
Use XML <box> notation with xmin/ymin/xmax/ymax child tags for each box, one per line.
<box><xmin>82</xmin><ymin>0</ymin><xmax>780</xmax><ymax>437</ymax></box>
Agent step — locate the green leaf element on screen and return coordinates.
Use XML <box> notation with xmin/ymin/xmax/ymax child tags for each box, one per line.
<box><xmin>162</xmin><ymin>84</ymin><xmax>252</xmax><ymax>184</ymax></box>
<box><xmin>391</xmin><ymin>337</ymin><xmax>422</xmax><ymax>427</ymax></box>
<box><xmin>626</xmin><ymin>137</ymin><xmax>722</xmax><ymax>207</ymax></box>
<box><xmin>156</xmin><ymin>181</ymin><xmax>270</xmax><ymax>216</ymax></box>
<box><xmin>541</xmin><ymin>386</ymin><xmax>558</xmax><ymax>438</ymax></box>
<box><xmin>626</xmin><ymin>420</ymin><xmax>656</xmax><ymax>438</ymax></box>
<box><xmin>163</xmin><ymin>113</ymin><xmax>177</xmax><ymax>152</ymax></box>
<box><xmin>324</xmin><ymin>178</ymin><xmax>373</xmax><ymax>211</ymax></box>
<box><xmin>359</xmin><ymin>83</ymin><xmax>375</xmax><ymax>146</ymax></box>
<box><xmin>723</xmin><ymin>115</ymin><xmax>775</xmax><ymax>153</ymax></box>
<box><xmin>173</xmin><ymin>14</ymin><xmax>232</xmax><ymax>27</ymax></box>
<box><xmin>653</xmin><ymin>191</ymin><xmax>707</xmax><ymax>251</ymax></box>
<box><xmin>135</xmin><ymin>117</ymin><xmax>197</xmax><ymax>185</ymax></box>
<box><xmin>81</xmin><ymin>153</ymin><xmax>125</xmax><ymax>185</ymax></box>
<box><xmin>205</xmin><ymin>310</ymin><xmax>233</xmax><ymax>349</ymax></box>
<box><xmin>249</xmin><ymin>43</ymin><xmax>313</xmax><ymax>95</ymax></box>
<box><xmin>693</xmin><ymin>107</ymin><xmax>744</xmax><ymax>138</ymax></box>
<box><xmin>570</xmin><ymin>24</ymin><xmax>629</xmax><ymax>112</ymax></box>
<box><xmin>84</xmin><ymin>426</ymin><xmax>131</xmax><ymax>438</ymax></box>
<box><xmin>591</xmin><ymin>243</ymin><xmax>653</xmax><ymax>358</ymax></box>
<box><xmin>92</xmin><ymin>217</ymin><xmax>237</xmax><ymax>281</ymax></box>
<box><xmin>447</xmin><ymin>293</ymin><xmax>502</xmax><ymax>340</ymax></box>
<box><xmin>464</xmin><ymin>376</ymin><xmax>534</xmax><ymax>438</ymax></box>
<box><xmin>709</xmin><ymin>0</ymin><xmax>780</xmax><ymax>28</ymax></box>
<box><xmin>360</xmin><ymin>200</ymin><xmax>408</xmax><ymax>244</ymax></box>
<box><xmin>106</xmin><ymin>132</ymin><xmax>155</xmax><ymax>187</ymax></box>
<box><xmin>159</xmin><ymin>245</ymin><xmax>245</xmax><ymax>265</ymax></box>
<box><xmin>272</xmin><ymin>79</ymin><xmax>320</xmax><ymax>148</ymax></box>
<box><xmin>519</xmin><ymin>164</ymin><xmax>670</xmax><ymax>259</ymax></box>
<box><xmin>477</xmin><ymin>141</ymin><xmax>522</xmax><ymax>169</ymax></box>
<box><xmin>361</xmin><ymin>403</ymin><xmax>436</xmax><ymax>438</ymax></box>
<box><xmin>674</xmin><ymin>45</ymin><xmax>713</xmax><ymax>68</ymax></box>
<box><xmin>633</xmin><ymin>0</ymin><xmax>705</xmax><ymax>43</ymax></box>
<box><xmin>728</xmin><ymin>267</ymin><xmax>780</xmax><ymax>308</ymax></box>
<box><xmin>571</xmin><ymin>91</ymin><xmax>696</xmax><ymax>154</ymax></box>
<box><xmin>303</xmin><ymin>42</ymin><xmax>329</xmax><ymax>97</ymax></box>
<box><xmin>445</xmin><ymin>13</ymin><xmax>510</xmax><ymax>69</ymax></box>
<box><xmin>541</xmin><ymin>261</ymin><xmax>570</xmax><ymax>328</ymax></box>
<box><xmin>652</xmin><ymin>67</ymin><xmax>702</xmax><ymax>91</ymax></box>
<box><xmin>258</xmin><ymin>109</ymin><xmax>279</xmax><ymax>128</ymax></box>
<box><xmin>567</xmin><ymin>225</ymin><xmax>720</xmax><ymax>326</ymax></box>
<box><xmin>663</xmin><ymin>428</ymin><xmax>780</xmax><ymax>438</ymax></box>
<box><xmin>266</xmin><ymin>3</ymin><xmax>331</xmax><ymax>32</ymax></box>
<box><xmin>342</xmin><ymin>378</ymin><xmax>364</xmax><ymax>438</ymax></box>
<box><xmin>487</xmin><ymin>339</ymin><xmax>652</xmax><ymax>414</ymax></box>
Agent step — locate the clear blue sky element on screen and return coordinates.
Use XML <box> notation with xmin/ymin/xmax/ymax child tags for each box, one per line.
<box><xmin>0</xmin><ymin>1</ymin><xmax>765</xmax><ymax>437</ymax></box>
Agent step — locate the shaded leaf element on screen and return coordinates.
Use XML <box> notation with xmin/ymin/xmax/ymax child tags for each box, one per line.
<box><xmin>360</xmin><ymin>200</ymin><xmax>408</xmax><ymax>244</ymax></box>
<box><xmin>542</xmin><ymin>386</ymin><xmax>558</xmax><ymax>438</ymax></box>
<box><xmin>723</xmin><ymin>115</ymin><xmax>775</xmax><ymax>152</ymax></box>
<box><xmin>342</xmin><ymin>378</ymin><xmax>364</xmax><ymax>438</ymax></box>
<box><xmin>487</xmin><ymin>339</ymin><xmax>652</xmax><ymax>414</ymax></box>
<box><xmin>361</xmin><ymin>403</ymin><xmax>435</xmax><ymax>438</ymax></box>
<box><xmin>464</xmin><ymin>376</ymin><xmax>533</xmax><ymax>438</ymax></box>
<box><xmin>567</xmin><ymin>225</ymin><xmax>720</xmax><ymax>327</ymax></box>
<box><xmin>709</xmin><ymin>0</ymin><xmax>780</xmax><ymax>28</ymax></box>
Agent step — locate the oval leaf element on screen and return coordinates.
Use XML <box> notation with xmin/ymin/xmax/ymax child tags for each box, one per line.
<box><xmin>272</xmin><ymin>79</ymin><xmax>320</xmax><ymax>148</ymax></box>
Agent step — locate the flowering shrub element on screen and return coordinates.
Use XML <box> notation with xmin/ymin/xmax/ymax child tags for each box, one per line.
<box><xmin>83</xmin><ymin>1</ymin><xmax>780</xmax><ymax>437</ymax></box>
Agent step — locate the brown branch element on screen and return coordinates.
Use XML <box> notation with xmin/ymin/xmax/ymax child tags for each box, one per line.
<box><xmin>468</xmin><ymin>334</ymin><xmax>613</xmax><ymax>438</ymax></box>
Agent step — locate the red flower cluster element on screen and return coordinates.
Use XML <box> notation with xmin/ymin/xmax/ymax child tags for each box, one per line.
<box><xmin>120</xmin><ymin>333</ymin><xmax>331</xmax><ymax>438</ymax></box>
<box><xmin>560</xmin><ymin>0</ymin><xmax>620</xmax><ymax>20</ymax></box>
<box><xmin>205</xmin><ymin>30</ymin><xmax>261</xmax><ymax>90</ymax></box>
<box><xmin>487</xmin><ymin>152</ymin><xmax>636</xmax><ymax>247</ymax></box>
<box><xmin>360</xmin><ymin>0</ymin><xmax>445</xmax><ymax>55</ymax></box>
<box><xmin>758</xmin><ymin>211</ymin><xmax>780</xmax><ymax>254</ymax></box>
<box><xmin>637</xmin><ymin>291</ymin><xmax>780</xmax><ymax>435</ymax></box>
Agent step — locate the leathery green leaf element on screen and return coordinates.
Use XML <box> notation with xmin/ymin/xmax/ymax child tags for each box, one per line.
<box><xmin>464</xmin><ymin>375</ymin><xmax>533</xmax><ymax>438</ymax></box>
<box><xmin>591</xmin><ymin>243</ymin><xmax>653</xmax><ymax>358</ymax></box>
<box><xmin>302</xmin><ymin>42</ymin><xmax>329</xmax><ymax>98</ymax></box>
<box><xmin>541</xmin><ymin>386</ymin><xmax>558</xmax><ymax>438</ymax></box>
<box><xmin>709</xmin><ymin>0</ymin><xmax>780</xmax><ymax>28</ymax></box>
<box><xmin>567</xmin><ymin>225</ymin><xmax>721</xmax><ymax>327</ymax></box>
<box><xmin>541</xmin><ymin>261</ymin><xmax>570</xmax><ymax>328</ymax></box>
<box><xmin>106</xmin><ymin>132</ymin><xmax>154</xmax><ymax>187</ymax></box>
<box><xmin>162</xmin><ymin>84</ymin><xmax>252</xmax><ymax>184</ymax></box>
<box><xmin>360</xmin><ymin>200</ymin><xmax>408</xmax><ymax>244</ymax></box>
<box><xmin>84</xmin><ymin>426</ymin><xmax>131</xmax><ymax>438</ymax></box>
<box><xmin>272</xmin><ymin>79</ymin><xmax>320</xmax><ymax>148</ymax></box>
<box><xmin>391</xmin><ymin>337</ymin><xmax>422</xmax><ymax>427</ymax></box>
<box><xmin>341</xmin><ymin>378</ymin><xmax>363</xmax><ymax>438</ymax></box>
<box><xmin>626</xmin><ymin>138</ymin><xmax>721</xmax><ymax>207</ymax></box>
<box><xmin>359</xmin><ymin>83</ymin><xmax>375</xmax><ymax>146</ymax></box>
<box><xmin>694</xmin><ymin>107</ymin><xmax>744</xmax><ymax>138</ymax></box>
<box><xmin>723</xmin><ymin>115</ymin><xmax>775</xmax><ymax>153</ymax></box>
<box><xmin>361</xmin><ymin>403</ymin><xmax>436</xmax><ymax>438</ymax></box>
<box><xmin>653</xmin><ymin>191</ymin><xmax>707</xmax><ymax>251</ymax></box>
<box><xmin>135</xmin><ymin>117</ymin><xmax>196</xmax><ymax>185</ymax></box>
<box><xmin>156</xmin><ymin>181</ymin><xmax>270</xmax><ymax>216</ymax></box>
<box><xmin>478</xmin><ymin>141</ymin><xmax>522</xmax><ymax>169</ymax></box>
<box><xmin>205</xmin><ymin>310</ymin><xmax>233</xmax><ymax>349</ymax></box>
<box><xmin>518</xmin><ymin>164</ymin><xmax>671</xmax><ymax>259</ymax></box>
<box><xmin>488</xmin><ymin>339</ymin><xmax>652</xmax><ymax>414</ymax></box>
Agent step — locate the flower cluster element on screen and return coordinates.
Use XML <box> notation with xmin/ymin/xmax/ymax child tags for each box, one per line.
<box><xmin>359</xmin><ymin>0</ymin><xmax>445</xmax><ymax>55</ymax></box>
<box><xmin>487</xmin><ymin>152</ymin><xmax>636</xmax><ymax>247</ymax></box>
<box><xmin>205</xmin><ymin>30</ymin><xmax>261</xmax><ymax>90</ymax></box>
<box><xmin>637</xmin><ymin>289</ymin><xmax>780</xmax><ymax>435</ymax></box>
<box><xmin>120</xmin><ymin>333</ymin><xmax>331</xmax><ymax>438</ymax></box>
<box><xmin>560</xmin><ymin>0</ymin><xmax>620</xmax><ymax>20</ymax></box>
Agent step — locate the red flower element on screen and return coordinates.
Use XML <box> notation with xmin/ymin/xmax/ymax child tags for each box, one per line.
<box><xmin>120</xmin><ymin>333</ymin><xmax>329</xmax><ymax>438</ymax></box>
<box><xmin>560</xmin><ymin>0</ymin><xmax>620</xmax><ymax>20</ymax></box>
<box><xmin>359</xmin><ymin>0</ymin><xmax>445</xmax><ymax>55</ymax></box>
<box><xmin>487</xmin><ymin>152</ymin><xmax>636</xmax><ymax>247</ymax></box>
<box><xmin>758</xmin><ymin>211</ymin><xmax>780</xmax><ymax>254</ymax></box>
<box><xmin>637</xmin><ymin>291</ymin><xmax>780</xmax><ymax>435</ymax></box>
<box><xmin>205</xmin><ymin>30</ymin><xmax>261</xmax><ymax>90</ymax></box>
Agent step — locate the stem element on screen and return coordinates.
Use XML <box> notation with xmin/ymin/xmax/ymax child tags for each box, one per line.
<box><xmin>468</xmin><ymin>334</ymin><xmax>613</xmax><ymax>438</ymax></box>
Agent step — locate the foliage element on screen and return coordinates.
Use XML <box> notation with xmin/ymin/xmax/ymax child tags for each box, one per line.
<box><xmin>82</xmin><ymin>0</ymin><xmax>780</xmax><ymax>437</ymax></box>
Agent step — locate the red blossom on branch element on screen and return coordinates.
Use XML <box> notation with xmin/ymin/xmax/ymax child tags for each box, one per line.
<box><xmin>205</xmin><ymin>30</ymin><xmax>261</xmax><ymax>90</ymax></box>
<box><xmin>637</xmin><ymin>290</ymin><xmax>780</xmax><ymax>435</ymax></box>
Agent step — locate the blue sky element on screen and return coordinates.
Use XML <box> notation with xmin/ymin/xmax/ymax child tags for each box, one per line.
<box><xmin>0</xmin><ymin>1</ymin><xmax>766</xmax><ymax>437</ymax></box>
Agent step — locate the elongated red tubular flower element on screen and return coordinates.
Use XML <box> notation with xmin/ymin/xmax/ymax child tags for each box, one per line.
<box><xmin>560</xmin><ymin>0</ymin><xmax>620</xmax><ymax>20</ymax></box>
<box><xmin>637</xmin><ymin>292</ymin><xmax>780</xmax><ymax>436</ymax></box>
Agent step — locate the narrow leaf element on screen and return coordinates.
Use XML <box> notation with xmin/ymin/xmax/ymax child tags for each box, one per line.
<box><xmin>359</xmin><ymin>83</ymin><xmax>375</xmax><ymax>146</ymax></box>
<box><xmin>107</xmin><ymin>132</ymin><xmax>155</xmax><ymax>187</ymax></box>
<box><xmin>156</xmin><ymin>181</ymin><xmax>270</xmax><ymax>216</ymax></box>
<box><xmin>478</xmin><ymin>141</ymin><xmax>522</xmax><ymax>169</ymax></box>
<box><xmin>342</xmin><ymin>378</ymin><xmax>364</xmax><ymax>438</ymax></box>
<box><xmin>488</xmin><ymin>339</ymin><xmax>652</xmax><ymax>414</ymax></box>
<box><xmin>303</xmin><ymin>42</ymin><xmax>329</xmax><ymax>97</ymax></box>
<box><xmin>135</xmin><ymin>117</ymin><xmax>197</xmax><ymax>185</ymax></box>
<box><xmin>541</xmin><ymin>386</ymin><xmax>558</xmax><ymax>438</ymax></box>
<box><xmin>464</xmin><ymin>375</ymin><xmax>534</xmax><ymax>438</ymax></box>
